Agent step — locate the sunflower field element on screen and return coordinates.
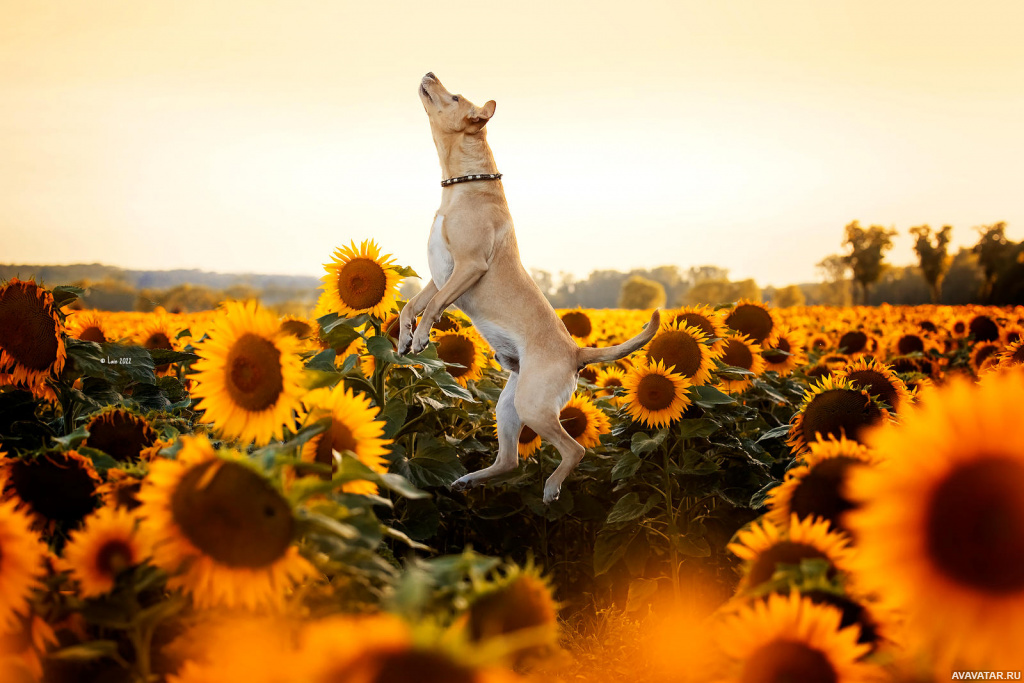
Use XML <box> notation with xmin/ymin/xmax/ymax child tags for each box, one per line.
<box><xmin>1</xmin><ymin>242</ymin><xmax>1023</xmax><ymax>683</ymax></box>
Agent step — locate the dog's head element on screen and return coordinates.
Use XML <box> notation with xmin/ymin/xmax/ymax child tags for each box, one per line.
<box><xmin>419</xmin><ymin>72</ymin><xmax>495</xmax><ymax>136</ymax></box>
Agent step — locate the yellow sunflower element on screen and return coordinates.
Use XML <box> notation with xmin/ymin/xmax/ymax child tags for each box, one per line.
<box><xmin>836</xmin><ymin>357</ymin><xmax>913</xmax><ymax>413</ymax></box>
<box><xmin>594</xmin><ymin>366</ymin><xmax>627</xmax><ymax>405</ymax></box>
<box><xmin>887</xmin><ymin>328</ymin><xmax>938</xmax><ymax>358</ymax></box>
<box><xmin>433</xmin><ymin>331</ymin><xmax>487</xmax><ymax>387</ymax></box>
<box><xmin>717</xmin><ymin>334</ymin><xmax>766</xmax><ymax>394</ymax></box>
<box><xmin>644</xmin><ymin>319</ymin><xmax>721</xmax><ymax>386</ymax></box>
<box><xmin>0</xmin><ymin>279</ymin><xmax>67</xmax><ymax>399</ymax></box>
<box><xmin>136</xmin><ymin>434</ymin><xmax>313</xmax><ymax>610</ymax></box>
<box><xmin>834</xmin><ymin>329</ymin><xmax>873</xmax><ymax>357</ymax></box>
<box><xmin>189</xmin><ymin>300</ymin><xmax>306</xmax><ymax>445</ymax></box>
<box><xmin>0</xmin><ymin>499</ymin><xmax>48</xmax><ymax>630</ymax></box>
<box><xmin>66</xmin><ymin>310</ymin><xmax>111</xmax><ymax>344</ymax></box>
<box><xmin>165</xmin><ymin>614</ymin><xmax>299</xmax><ymax>683</ymax></box>
<box><xmin>622</xmin><ymin>360</ymin><xmax>693</xmax><ymax>429</ymax></box>
<box><xmin>966</xmin><ymin>312</ymin><xmax>1001</xmax><ymax>342</ymax></box>
<box><xmin>765</xmin><ymin>437</ymin><xmax>878</xmax><ymax>535</ymax></box>
<box><xmin>61</xmin><ymin>505</ymin><xmax>152</xmax><ymax>598</ymax></box>
<box><xmin>762</xmin><ymin>327</ymin><xmax>807</xmax><ymax>377</ymax></box>
<box><xmin>1</xmin><ymin>450</ymin><xmax>102</xmax><ymax>532</ymax></box>
<box><xmin>969</xmin><ymin>341</ymin><xmax>1002</xmax><ymax>375</ymax></box>
<box><xmin>559</xmin><ymin>309</ymin><xmax>596</xmax><ymax>346</ymax></box>
<box><xmin>134</xmin><ymin>312</ymin><xmax>182</xmax><ymax>376</ymax></box>
<box><xmin>996</xmin><ymin>339</ymin><xmax>1024</xmax><ymax>369</ymax></box>
<box><xmin>787</xmin><ymin>376</ymin><xmax>890</xmax><ymax>455</ymax></box>
<box><xmin>297</xmin><ymin>384</ymin><xmax>392</xmax><ymax>496</ymax></box>
<box><xmin>0</xmin><ymin>613</ymin><xmax>58</xmax><ymax>681</ymax></box>
<box><xmin>671</xmin><ymin>305</ymin><xmax>729</xmax><ymax>354</ymax></box>
<box><xmin>320</xmin><ymin>240</ymin><xmax>402</xmax><ymax>319</ymax></box>
<box><xmin>558</xmin><ymin>393</ymin><xmax>610</xmax><ymax>449</ymax></box>
<box><xmin>713</xmin><ymin>592</ymin><xmax>878</xmax><ymax>683</ymax></box>
<box><xmin>492</xmin><ymin>422</ymin><xmax>542</xmax><ymax>459</ymax></box>
<box><xmin>724</xmin><ymin>299</ymin><xmax>778</xmax><ymax>346</ymax></box>
<box><xmin>82</xmin><ymin>407</ymin><xmax>168</xmax><ymax>464</ymax></box>
<box><xmin>728</xmin><ymin>515</ymin><xmax>855</xmax><ymax>594</ymax></box>
<box><xmin>845</xmin><ymin>371</ymin><xmax>1024</xmax><ymax>670</ymax></box>
<box><xmin>465</xmin><ymin>562</ymin><xmax>559</xmax><ymax>648</ymax></box>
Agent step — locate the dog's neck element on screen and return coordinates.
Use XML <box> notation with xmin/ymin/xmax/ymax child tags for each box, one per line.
<box><xmin>432</xmin><ymin>130</ymin><xmax>499</xmax><ymax>181</ymax></box>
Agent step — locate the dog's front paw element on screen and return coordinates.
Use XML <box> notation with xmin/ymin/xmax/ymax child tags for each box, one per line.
<box><xmin>542</xmin><ymin>482</ymin><xmax>561</xmax><ymax>505</ymax></box>
<box><xmin>410</xmin><ymin>333</ymin><xmax>430</xmax><ymax>355</ymax></box>
<box><xmin>450</xmin><ymin>474</ymin><xmax>476</xmax><ymax>491</ymax></box>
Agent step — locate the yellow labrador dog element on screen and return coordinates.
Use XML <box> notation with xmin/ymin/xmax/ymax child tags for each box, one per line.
<box><xmin>398</xmin><ymin>72</ymin><xmax>659</xmax><ymax>503</ymax></box>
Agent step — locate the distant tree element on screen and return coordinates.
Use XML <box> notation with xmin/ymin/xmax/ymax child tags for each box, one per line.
<box><xmin>815</xmin><ymin>255</ymin><xmax>853</xmax><ymax>307</ymax></box>
<box><xmin>618</xmin><ymin>276</ymin><xmax>666</xmax><ymax>309</ymax></box>
<box><xmin>78</xmin><ymin>278</ymin><xmax>138</xmax><ymax>311</ymax></box>
<box><xmin>688</xmin><ymin>265</ymin><xmax>730</xmax><ymax>286</ymax></box>
<box><xmin>941</xmin><ymin>248</ymin><xmax>985</xmax><ymax>305</ymax></box>
<box><xmin>842</xmin><ymin>221</ymin><xmax>897</xmax><ymax>304</ymax></box>
<box><xmin>685</xmin><ymin>278</ymin><xmax>760</xmax><ymax>305</ymax></box>
<box><xmin>910</xmin><ymin>225</ymin><xmax>953</xmax><ymax>303</ymax></box>
<box><xmin>647</xmin><ymin>266</ymin><xmax>687</xmax><ymax>306</ymax></box>
<box><xmin>972</xmin><ymin>222</ymin><xmax>1013</xmax><ymax>302</ymax></box>
<box><xmin>774</xmin><ymin>284</ymin><xmax>806</xmax><ymax>308</ymax></box>
<box><xmin>137</xmin><ymin>284</ymin><xmax>221</xmax><ymax>312</ymax></box>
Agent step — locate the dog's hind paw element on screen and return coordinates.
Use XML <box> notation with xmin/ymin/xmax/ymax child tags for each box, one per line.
<box><xmin>542</xmin><ymin>484</ymin><xmax>561</xmax><ymax>505</ymax></box>
<box><xmin>450</xmin><ymin>474</ymin><xmax>474</xmax><ymax>491</ymax></box>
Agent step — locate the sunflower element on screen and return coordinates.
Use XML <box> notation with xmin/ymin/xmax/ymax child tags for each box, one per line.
<box><xmin>996</xmin><ymin>339</ymin><xmax>1024</xmax><ymax>369</ymax></box>
<box><xmin>728</xmin><ymin>515</ymin><xmax>855</xmax><ymax>594</ymax></box>
<box><xmin>1000</xmin><ymin>324</ymin><xmax>1023</xmax><ymax>347</ymax></box>
<box><xmin>645</xmin><ymin>319</ymin><xmax>721</xmax><ymax>386</ymax></box>
<box><xmin>0</xmin><ymin>499</ymin><xmax>48</xmax><ymax>630</ymax></box>
<box><xmin>82</xmin><ymin>407</ymin><xmax>167</xmax><ymax>463</ymax></box>
<box><xmin>136</xmin><ymin>434</ymin><xmax>313</xmax><ymax>610</ymax></box>
<box><xmin>622</xmin><ymin>360</ymin><xmax>693</xmax><ymax>429</ymax></box>
<box><xmin>320</xmin><ymin>240</ymin><xmax>402</xmax><ymax>319</ymax></box>
<box><xmin>297</xmin><ymin>384</ymin><xmax>392</xmax><ymax>496</ymax></box>
<box><xmin>717</xmin><ymin>334</ymin><xmax>766</xmax><ymax>394</ymax></box>
<box><xmin>836</xmin><ymin>358</ymin><xmax>912</xmax><ymax>413</ymax></box>
<box><xmin>297</xmin><ymin>614</ymin><xmax>518</xmax><ymax>683</ymax></box>
<box><xmin>800</xmin><ymin>589</ymin><xmax>895</xmax><ymax>655</ymax></box>
<box><xmin>1</xmin><ymin>450</ymin><xmax>101</xmax><ymax>532</ymax></box>
<box><xmin>787</xmin><ymin>376</ymin><xmax>890</xmax><ymax>455</ymax></box>
<box><xmin>0</xmin><ymin>279</ymin><xmax>67</xmax><ymax>398</ymax></box>
<box><xmin>165</xmin><ymin>615</ymin><xmax>300</xmax><ymax>683</ymax></box>
<box><xmin>672</xmin><ymin>305</ymin><xmax>729</xmax><ymax>354</ymax></box>
<box><xmin>0</xmin><ymin>613</ymin><xmax>58</xmax><ymax>681</ymax></box>
<box><xmin>61</xmin><ymin>505</ymin><xmax>152</xmax><ymax>598</ymax></box>
<box><xmin>724</xmin><ymin>299</ymin><xmax>778</xmax><ymax>346</ymax></box>
<box><xmin>465</xmin><ymin>563</ymin><xmax>559</xmax><ymax>650</ymax></box>
<box><xmin>967</xmin><ymin>313</ymin><xmax>1001</xmax><ymax>342</ymax></box>
<box><xmin>762</xmin><ymin>327</ymin><xmax>806</xmax><ymax>377</ymax></box>
<box><xmin>189</xmin><ymin>300</ymin><xmax>306</xmax><ymax>445</ymax></box>
<box><xmin>887</xmin><ymin>329</ymin><xmax>937</xmax><ymax>358</ymax></box>
<box><xmin>765</xmin><ymin>437</ymin><xmax>878</xmax><ymax>535</ymax></box>
<box><xmin>712</xmin><ymin>592</ymin><xmax>878</xmax><ymax>683</ymax></box>
<box><xmin>66</xmin><ymin>310</ymin><xmax>110</xmax><ymax>344</ymax></box>
<box><xmin>492</xmin><ymin>422</ymin><xmax>542</xmax><ymax>459</ymax></box>
<box><xmin>594</xmin><ymin>366</ymin><xmax>627</xmax><ymax>405</ymax></box>
<box><xmin>808</xmin><ymin>332</ymin><xmax>833</xmax><ymax>354</ymax></box>
<box><xmin>97</xmin><ymin>469</ymin><xmax>144</xmax><ymax>511</ymax></box>
<box><xmin>835</xmin><ymin>329</ymin><xmax>872</xmax><ymax>357</ymax></box>
<box><xmin>558</xmin><ymin>393</ymin><xmax>610</xmax><ymax>449</ymax></box>
<box><xmin>278</xmin><ymin>315</ymin><xmax>316</xmax><ymax>342</ymax></box>
<box><xmin>969</xmin><ymin>341</ymin><xmax>1002</xmax><ymax>375</ymax></box>
<box><xmin>844</xmin><ymin>372</ymin><xmax>1024</xmax><ymax>670</ymax></box>
<box><xmin>433</xmin><ymin>331</ymin><xmax>487</xmax><ymax>387</ymax></box>
<box><xmin>559</xmin><ymin>309</ymin><xmax>596</xmax><ymax>346</ymax></box>
<box><xmin>134</xmin><ymin>313</ymin><xmax>182</xmax><ymax>376</ymax></box>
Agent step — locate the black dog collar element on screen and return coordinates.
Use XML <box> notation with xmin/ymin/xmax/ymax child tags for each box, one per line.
<box><xmin>441</xmin><ymin>173</ymin><xmax>503</xmax><ymax>188</ymax></box>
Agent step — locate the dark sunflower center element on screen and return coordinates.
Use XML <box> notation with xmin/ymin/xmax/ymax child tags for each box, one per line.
<box><xmin>844</xmin><ymin>370</ymin><xmax>899</xmax><ymax>410</ymax></box>
<box><xmin>969</xmin><ymin>315</ymin><xmax>999</xmax><ymax>342</ymax></box>
<box><xmin>145</xmin><ymin>332</ymin><xmax>173</xmax><ymax>351</ymax></box>
<box><xmin>7</xmin><ymin>453</ymin><xmax>98</xmax><ymax>526</ymax></box>
<box><xmin>897</xmin><ymin>334</ymin><xmax>924</xmax><ymax>355</ymax></box>
<box><xmin>925</xmin><ymin>457</ymin><xmax>1024</xmax><ymax>594</ymax></box>
<box><xmin>170</xmin><ymin>460</ymin><xmax>294</xmax><ymax>569</ymax></box>
<box><xmin>436</xmin><ymin>335</ymin><xmax>476</xmax><ymax>378</ymax></box>
<box><xmin>742</xmin><ymin>640</ymin><xmax>837</xmax><ymax>683</ymax></box>
<box><xmin>800</xmin><ymin>389</ymin><xmax>882</xmax><ymax>445</ymax></box>
<box><xmin>919</xmin><ymin>320</ymin><xmax>938</xmax><ymax>333</ymax></box>
<box><xmin>637</xmin><ymin>373</ymin><xmax>676</xmax><ymax>411</ymax></box>
<box><xmin>0</xmin><ymin>282</ymin><xmax>60</xmax><ymax>371</ymax></box>
<box><xmin>674</xmin><ymin>313</ymin><xmax>715</xmax><ymax>339</ymax></box>
<box><xmin>579</xmin><ymin>367</ymin><xmax>597</xmax><ymax>383</ymax></box>
<box><xmin>468</xmin><ymin>576</ymin><xmax>555</xmax><ymax>641</ymax></box>
<box><xmin>519</xmin><ymin>425</ymin><xmax>538</xmax><ymax>445</ymax></box>
<box><xmin>973</xmin><ymin>344</ymin><xmax>999</xmax><ymax>368</ymax></box>
<box><xmin>788</xmin><ymin>457</ymin><xmax>865</xmax><ymax>534</ymax></box>
<box><xmin>313</xmin><ymin>419</ymin><xmax>358</xmax><ymax>479</ymax></box>
<box><xmin>721</xmin><ymin>338</ymin><xmax>754</xmax><ymax>370</ymax></box>
<box><xmin>85</xmin><ymin>410</ymin><xmax>157</xmax><ymax>462</ymax></box>
<box><xmin>225</xmin><ymin>333</ymin><xmax>284</xmax><ymax>412</ymax></box>
<box><xmin>95</xmin><ymin>539</ymin><xmax>135</xmax><ymax>577</ymax></box>
<box><xmin>561</xmin><ymin>311</ymin><xmax>592</xmax><ymax>339</ymax></box>
<box><xmin>79</xmin><ymin>325</ymin><xmax>107</xmax><ymax>343</ymax></box>
<box><xmin>279</xmin><ymin>319</ymin><xmax>313</xmax><ymax>339</ymax></box>
<box><xmin>726</xmin><ymin>304</ymin><xmax>773</xmax><ymax>344</ymax></box>
<box><xmin>811</xmin><ymin>337</ymin><xmax>829</xmax><ymax>351</ymax></box>
<box><xmin>890</xmin><ymin>357</ymin><xmax>918</xmax><ymax>374</ymax></box>
<box><xmin>337</xmin><ymin>258</ymin><xmax>388</xmax><ymax>310</ymax></box>
<box><xmin>602</xmin><ymin>377</ymin><xmax>622</xmax><ymax>389</ymax></box>
<box><xmin>803</xmin><ymin>589</ymin><xmax>879</xmax><ymax>649</ymax></box>
<box><xmin>806</xmin><ymin>365</ymin><xmax>832</xmax><ymax>381</ymax></box>
<box><xmin>647</xmin><ymin>330</ymin><xmax>702</xmax><ymax>377</ymax></box>
<box><xmin>837</xmin><ymin>331</ymin><xmax>867</xmax><ymax>354</ymax></box>
<box><xmin>746</xmin><ymin>542</ymin><xmax>831</xmax><ymax>588</ymax></box>
<box><xmin>434</xmin><ymin>316</ymin><xmax>459</xmax><ymax>332</ymax></box>
<box><xmin>559</xmin><ymin>407</ymin><xmax>589</xmax><ymax>439</ymax></box>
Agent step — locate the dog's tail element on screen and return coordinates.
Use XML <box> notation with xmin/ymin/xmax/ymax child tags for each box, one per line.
<box><xmin>577</xmin><ymin>309</ymin><xmax>661</xmax><ymax>367</ymax></box>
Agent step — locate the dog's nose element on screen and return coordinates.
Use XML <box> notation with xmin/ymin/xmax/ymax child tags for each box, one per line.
<box><xmin>424</xmin><ymin>72</ymin><xmax>436</xmax><ymax>80</ymax></box>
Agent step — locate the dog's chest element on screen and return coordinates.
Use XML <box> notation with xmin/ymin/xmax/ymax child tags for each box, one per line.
<box><xmin>427</xmin><ymin>214</ymin><xmax>454</xmax><ymax>288</ymax></box>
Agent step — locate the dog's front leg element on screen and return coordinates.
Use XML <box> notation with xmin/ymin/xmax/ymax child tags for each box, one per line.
<box><xmin>397</xmin><ymin>279</ymin><xmax>438</xmax><ymax>355</ymax></box>
<box><xmin>409</xmin><ymin>258</ymin><xmax>487</xmax><ymax>354</ymax></box>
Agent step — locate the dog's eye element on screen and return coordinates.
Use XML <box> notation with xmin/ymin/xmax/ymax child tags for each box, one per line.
<box><xmin>452</xmin><ymin>96</ymin><xmax>460</xmax><ymax>102</ymax></box>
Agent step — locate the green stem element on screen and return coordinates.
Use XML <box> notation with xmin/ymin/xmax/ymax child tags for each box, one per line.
<box><xmin>371</xmin><ymin>320</ymin><xmax>387</xmax><ymax>410</ymax></box>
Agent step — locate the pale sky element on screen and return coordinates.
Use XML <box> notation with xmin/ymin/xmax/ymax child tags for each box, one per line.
<box><xmin>2</xmin><ymin>0</ymin><xmax>1023</xmax><ymax>288</ymax></box>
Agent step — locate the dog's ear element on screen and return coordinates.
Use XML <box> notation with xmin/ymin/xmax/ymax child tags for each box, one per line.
<box><xmin>466</xmin><ymin>100</ymin><xmax>496</xmax><ymax>133</ymax></box>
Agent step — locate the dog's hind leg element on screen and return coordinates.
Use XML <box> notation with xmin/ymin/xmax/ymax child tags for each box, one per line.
<box><xmin>514</xmin><ymin>367</ymin><xmax>585</xmax><ymax>504</ymax></box>
<box><xmin>451</xmin><ymin>372</ymin><xmax>521</xmax><ymax>490</ymax></box>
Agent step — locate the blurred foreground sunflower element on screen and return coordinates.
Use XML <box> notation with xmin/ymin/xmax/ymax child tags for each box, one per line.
<box><xmin>0</xmin><ymin>499</ymin><xmax>48</xmax><ymax>630</ymax></box>
<box><xmin>61</xmin><ymin>505</ymin><xmax>152</xmax><ymax>598</ymax></box>
<box><xmin>82</xmin><ymin>407</ymin><xmax>167</xmax><ymax>464</ymax></box>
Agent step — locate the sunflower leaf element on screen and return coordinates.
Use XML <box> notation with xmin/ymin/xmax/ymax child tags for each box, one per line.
<box><xmin>318</xmin><ymin>312</ymin><xmax>371</xmax><ymax>334</ymax></box>
<box><xmin>50</xmin><ymin>285</ymin><xmax>84</xmax><ymax>309</ymax></box>
<box><xmin>677</xmin><ymin>418</ymin><xmax>720</xmax><ymax>440</ymax></box>
<box><xmin>48</xmin><ymin>640</ymin><xmax>122</xmax><ymax>661</ymax></box>
<box><xmin>51</xmin><ymin>424</ymin><xmax>90</xmax><ymax>449</ymax></box>
<box><xmin>692</xmin><ymin>385</ymin><xmax>736</xmax><ymax>408</ymax></box>
<box><xmin>606</xmin><ymin>492</ymin><xmax>648</xmax><ymax>524</ymax></box>
<box><xmin>594</xmin><ymin>527</ymin><xmax>638</xmax><ymax>576</ymax></box>
<box><xmin>630</xmin><ymin>430</ymin><xmax>667</xmax><ymax>456</ymax></box>
<box><xmin>756</xmin><ymin>424</ymin><xmax>792</xmax><ymax>443</ymax></box>
<box><xmin>305</xmin><ymin>348</ymin><xmax>338</xmax><ymax>372</ymax></box>
<box><xmin>383</xmin><ymin>525</ymin><xmax>433</xmax><ymax>551</ymax></box>
<box><xmin>611</xmin><ymin>451</ymin><xmax>642</xmax><ymax>480</ymax></box>
<box><xmin>394</xmin><ymin>265</ymin><xmax>420</xmax><ymax>278</ymax></box>
<box><xmin>381</xmin><ymin>399</ymin><xmax>408</xmax><ymax>439</ymax></box>
<box><xmin>76</xmin><ymin>446</ymin><xmax>119</xmax><ymax>474</ymax></box>
<box><xmin>625</xmin><ymin>578</ymin><xmax>660</xmax><ymax>613</ymax></box>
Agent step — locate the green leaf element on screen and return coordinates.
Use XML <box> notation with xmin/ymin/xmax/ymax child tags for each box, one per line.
<box><xmin>76</xmin><ymin>446</ymin><xmax>119</xmax><ymax>474</ymax></box>
<box><xmin>692</xmin><ymin>384</ymin><xmax>736</xmax><ymax>408</ymax></box>
<box><xmin>756</xmin><ymin>424</ymin><xmax>792</xmax><ymax>443</ymax></box>
<box><xmin>52</xmin><ymin>424</ymin><xmax>90</xmax><ymax>449</ymax></box>
<box><xmin>383</xmin><ymin>526</ymin><xmax>432</xmax><ymax>551</ymax></box>
<box><xmin>48</xmin><ymin>640</ymin><xmax>121</xmax><ymax>661</ymax></box>
<box><xmin>148</xmin><ymin>348</ymin><xmax>198</xmax><ymax>366</ymax></box>
<box><xmin>51</xmin><ymin>285</ymin><xmax>84</xmax><ymax>309</ymax></box>
<box><xmin>630</xmin><ymin>429</ymin><xmax>667</xmax><ymax>456</ymax></box>
<box><xmin>674</xmin><ymin>532</ymin><xmax>711</xmax><ymax>557</ymax></box>
<box><xmin>594</xmin><ymin>528</ymin><xmax>637</xmax><ymax>576</ymax></box>
<box><xmin>380</xmin><ymin>399</ymin><xmax>408</xmax><ymax>439</ymax></box>
<box><xmin>305</xmin><ymin>348</ymin><xmax>338</xmax><ymax>372</ymax></box>
<box><xmin>625</xmin><ymin>578</ymin><xmax>660</xmax><ymax>613</ymax></box>
<box><xmin>606</xmin><ymin>492</ymin><xmax>650</xmax><ymax>525</ymax></box>
<box><xmin>750</xmin><ymin>481</ymin><xmax>781</xmax><ymax>509</ymax></box>
<box><xmin>676</xmin><ymin>418</ymin><xmax>719</xmax><ymax>439</ymax></box>
<box><xmin>323</xmin><ymin>326</ymin><xmax>363</xmax><ymax>353</ymax></box>
<box><xmin>394</xmin><ymin>265</ymin><xmax>420</xmax><ymax>278</ymax></box>
<box><xmin>611</xmin><ymin>451</ymin><xmax>642</xmax><ymax>481</ymax></box>
<box><xmin>429</xmin><ymin>373</ymin><xmax>476</xmax><ymax>402</ymax></box>
<box><xmin>318</xmin><ymin>312</ymin><xmax>371</xmax><ymax>334</ymax></box>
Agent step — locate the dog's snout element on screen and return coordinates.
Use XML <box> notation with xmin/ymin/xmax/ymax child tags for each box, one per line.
<box><xmin>424</xmin><ymin>72</ymin><xmax>436</xmax><ymax>81</ymax></box>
